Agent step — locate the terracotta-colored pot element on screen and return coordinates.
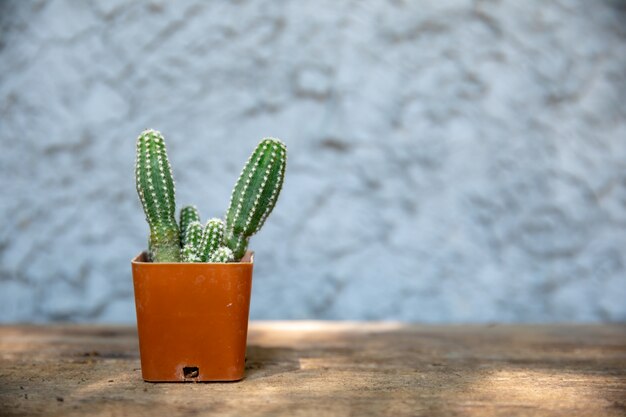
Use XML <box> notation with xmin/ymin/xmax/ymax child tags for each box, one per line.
<box><xmin>131</xmin><ymin>251</ymin><xmax>254</xmax><ymax>382</ymax></box>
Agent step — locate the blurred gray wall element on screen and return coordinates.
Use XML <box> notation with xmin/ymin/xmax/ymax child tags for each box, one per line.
<box><xmin>1</xmin><ymin>0</ymin><xmax>625</xmax><ymax>323</ymax></box>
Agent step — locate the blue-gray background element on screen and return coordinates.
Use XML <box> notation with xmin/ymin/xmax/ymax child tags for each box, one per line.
<box><xmin>1</xmin><ymin>0</ymin><xmax>625</xmax><ymax>323</ymax></box>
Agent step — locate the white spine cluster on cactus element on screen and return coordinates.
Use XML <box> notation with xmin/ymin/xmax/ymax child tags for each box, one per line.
<box><xmin>209</xmin><ymin>246</ymin><xmax>234</xmax><ymax>263</ymax></box>
<box><xmin>243</xmin><ymin>145</ymin><xmax>272</xmax><ymax>231</ymax></box>
<box><xmin>135</xmin><ymin>129</ymin><xmax>180</xmax><ymax>262</ymax></box>
<box><xmin>199</xmin><ymin>218</ymin><xmax>226</xmax><ymax>262</ymax></box>
<box><xmin>186</xmin><ymin>221</ymin><xmax>203</xmax><ymax>246</ymax></box>
<box><xmin>136</xmin><ymin>133</ymin><xmax>157</xmax><ymax>227</ymax></box>
<box><xmin>224</xmin><ymin>137</ymin><xmax>287</xmax><ymax>260</ymax></box>
<box><xmin>135</xmin><ymin>140</ymin><xmax>151</xmax><ymax>228</ymax></box>
<box><xmin>227</xmin><ymin>149</ymin><xmax>263</xmax><ymax>242</ymax></box>
<box><xmin>179</xmin><ymin>221</ymin><xmax>203</xmax><ymax>262</ymax></box>
<box><xmin>153</xmin><ymin>134</ymin><xmax>175</xmax><ymax>217</ymax></box>
<box><xmin>181</xmin><ymin>244</ymin><xmax>200</xmax><ymax>262</ymax></box>
<box><xmin>257</xmin><ymin>142</ymin><xmax>286</xmax><ymax>230</ymax></box>
<box><xmin>180</xmin><ymin>205</ymin><xmax>200</xmax><ymax>245</ymax></box>
<box><xmin>139</xmin><ymin>130</ymin><xmax>179</xmax><ymax>229</ymax></box>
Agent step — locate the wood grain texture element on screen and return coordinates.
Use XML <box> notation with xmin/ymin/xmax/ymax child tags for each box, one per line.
<box><xmin>1</xmin><ymin>322</ymin><xmax>625</xmax><ymax>417</ymax></box>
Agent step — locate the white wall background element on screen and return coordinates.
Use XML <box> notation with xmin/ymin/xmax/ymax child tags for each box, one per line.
<box><xmin>1</xmin><ymin>0</ymin><xmax>625</xmax><ymax>323</ymax></box>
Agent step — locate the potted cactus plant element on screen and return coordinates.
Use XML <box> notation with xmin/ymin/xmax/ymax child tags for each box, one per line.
<box><xmin>131</xmin><ymin>129</ymin><xmax>286</xmax><ymax>382</ymax></box>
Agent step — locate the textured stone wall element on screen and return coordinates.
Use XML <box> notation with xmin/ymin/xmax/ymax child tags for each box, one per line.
<box><xmin>1</xmin><ymin>0</ymin><xmax>625</xmax><ymax>323</ymax></box>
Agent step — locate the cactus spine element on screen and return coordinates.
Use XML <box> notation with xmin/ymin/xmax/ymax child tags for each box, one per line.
<box><xmin>135</xmin><ymin>129</ymin><xmax>181</xmax><ymax>262</ymax></box>
<box><xmin>186</xmin><ymin>221</ymin><xmax>203</xmax><ymax>249</ymax></box>
<box><xmin>225</xmin><ymin>138</ymin><xmax>287</xmax><ymax>260</ymax></box>
<box><xmin>198</xmin><ymin>218</ymin><xmax>225</xmax><ymax>262</ymax></box>
<box><xmin>209</xmin><ymin>246</ymin><xmax>234</xmax><ymax>263</ymax></box>
<box><xmin>181</xmin><ymin>244</ymin><xmax>200</xmax><ymax>262</ymax></box>
<box><xmin>180</xmin><ymin>221</ymin><xmax>203</xmax><ymax>262</ymax></box>
<box><xmin>180</xmin><ymin>205</ymin><xmax>200</xmax><ymax>245</ymax></box>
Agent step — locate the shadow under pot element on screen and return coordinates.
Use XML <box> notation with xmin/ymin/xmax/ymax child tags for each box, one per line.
<box><xmin>131</xmin><ymin>251</ymin><xmax>254</xmax><ymax>382</ymax></box>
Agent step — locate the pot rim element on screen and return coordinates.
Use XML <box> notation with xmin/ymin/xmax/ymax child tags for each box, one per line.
<box><xmin>131</xmin><ymin>251</ymin><xmax>254</xmax><ymax>265</ymax></box>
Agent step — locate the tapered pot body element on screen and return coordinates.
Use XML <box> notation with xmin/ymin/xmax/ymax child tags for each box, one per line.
<box><xmin>131</xmin><ymin>252</ymin><xmax>254</xmax><ymax>382</ymax></box>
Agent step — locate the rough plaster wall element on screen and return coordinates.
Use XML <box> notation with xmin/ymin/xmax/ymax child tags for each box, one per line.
<box><xmin>0</xmin><ymin>0</ymin><xmax>625</xmax><ymax>323</ymax></box>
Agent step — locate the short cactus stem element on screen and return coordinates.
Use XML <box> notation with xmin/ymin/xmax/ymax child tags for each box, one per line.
<box><xmin>209</xmin><ymin>246</ymin><xmax>234</xmax><ymax>263</ymax></box>
<box><xmin>181</xmin><ymin>244</ymin><xmax>200</xmax><ymax>262</ymax></box>
<box><xmin>180</xmin><ymin>205</ymin><xmax>200</xmax><ymax>245</ymax></box>
<box><xmin>135</xmin><ymin>129</ymin><xmax>181</xmax><ymax>262</ymax></box>
<box><xmin>225</xmin><ymin>138</ymin><xmax>287</xmax><ymax>260</ymax></box>
<box><xmin>184</xmin><ymin>221</ymin><xmax>203</xmax><ymax>253</ymax></box>
<box><xmin>198</xmin><ymin>218</ymin><xmax>225</xmax><ymax>262</ymax></box>
<box><xmin>180</xmin><ymin>221</ymin><xmax>202</xmax><ymax>262</ymax></box>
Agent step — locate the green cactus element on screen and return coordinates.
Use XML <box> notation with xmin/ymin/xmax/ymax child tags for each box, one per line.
<box><xmin>180</xmin><ymin>205</ymin><xmax>201</xmax><ymax>245</ymax></box>
<box><xmin>134</xmin><ymin>130</ymin><xmax>287</xmax><ymax>264</ymax></box>
<box><xmin>135</xmin><ymin>129</ymin><xmax>181</xmax><ymax>262</ymax></box>
<box><xmin>181</xmin><ymin>244</ymin><xmax>200</xmax><ymax>262</ymax></box>
<box><xmin>198</xmin><ymin>218</ymin><xmax>225</xmax><ymax>262</ymax></box>
<box><xmin>209</xmin><ymin>246</ymin><xmax>234</xmax><ymax>263</ymax></box>
<box><xmin>185</xmin><ymin>220</ymin><xmax>203</xmax><ymax>250</ymax></box>
<box><xmin>224</xmin><ymin>138</ymin><xmax>287</xmax><ymax>260</ymax></box>
<box><xmin>179</xmin><ymin>221</ymin><xmax>203</xmax><ymax>262</ymax></box>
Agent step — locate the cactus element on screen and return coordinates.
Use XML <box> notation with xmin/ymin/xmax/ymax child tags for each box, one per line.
<box><xmin>185</xmin><ymin>221</ymin><xmax>203</xmax><ymax>250</ymax></box>
<box><xmin>180</xmin><ymin>205</ymin><xmax>200</xmax><ymax>245</ymax></box>
<box><xmin>209</xmin><ymin>246</ymin><xmax>234</xmax><ymax>263</ymax></box>
<box><xmin>224</xmin><ymin>138</ymin><xmax>287</xmax><ymax>260</ymax></box>
<box><xmin>179</xmin><ymin>221</ymin><xmax>203</xmax><ymax>262</ymax></box>
<box><xmin>134</xmin><ymin>130</ymin><xmax>287</xmax><ymax>264</ymax></box>
<box><xmin>181</xmin><ymin>244</ymin><xmax>200</xmax><ymax>262</ymax></box>
<box><xmin>198</xmin><ymin>218</ymin><xmax>225</xmax><ymax>262</ymax></box>
<box><xmin>135</xmin><ymin>129</ymin><xmax>181</xmax><ymax>262</ymax></box>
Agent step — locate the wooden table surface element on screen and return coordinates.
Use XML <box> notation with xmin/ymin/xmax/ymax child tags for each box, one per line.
<box><xmin>1</xmin><ymin>322</ymin><xmax>625</xmax><ymax>417</ymax></box>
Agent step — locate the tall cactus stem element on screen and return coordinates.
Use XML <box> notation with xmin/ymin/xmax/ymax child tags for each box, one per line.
<box><xmin>135</xmin><ymin>129</ymin><xmax>180</xmax><ymax>262</ymax></box>
<box><xmin>225</xmin><ymin>138</ymin><xmax>287</xmax><ymax>260</ymax></box>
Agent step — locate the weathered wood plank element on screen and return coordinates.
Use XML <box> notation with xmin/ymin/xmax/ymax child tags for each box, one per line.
<box><xmin>1</xmin><ymin>322</ymin><xmax>625</xmax><ymax>417</ymax></box>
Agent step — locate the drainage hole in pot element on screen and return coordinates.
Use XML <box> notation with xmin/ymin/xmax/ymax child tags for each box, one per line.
<box><xmin>183</xmin><ymin>366</ymin><xmax>199</xmax><ymax>379</ymax></box>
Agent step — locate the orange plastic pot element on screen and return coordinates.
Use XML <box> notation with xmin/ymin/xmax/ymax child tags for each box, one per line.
<box><xmin>131</xmin><ymin>251</ymin><xmax>254</xmax><ymax>382</ymax></box>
